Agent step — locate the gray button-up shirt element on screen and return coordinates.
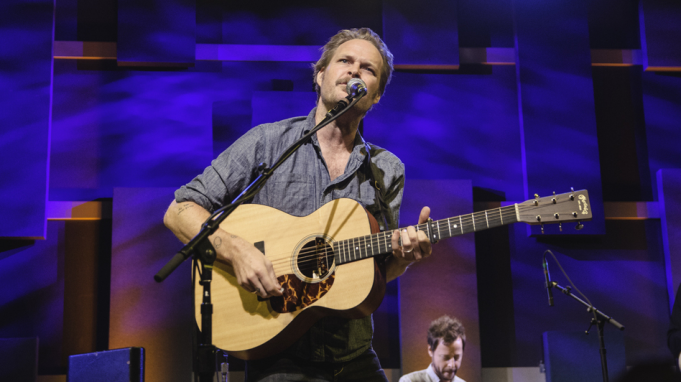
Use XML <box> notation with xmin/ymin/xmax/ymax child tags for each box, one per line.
<box><xmin>176</xmin><ymin>108</ymin><xmax>405</xmax><ymax>362</ymax></box>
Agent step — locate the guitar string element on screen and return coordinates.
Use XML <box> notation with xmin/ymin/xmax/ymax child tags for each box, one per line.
<box><xmin>265</xmin><ymin>203</ymin><xmax>544</xmax><ymax>268</ymax></box>
<box><xmin>265</xmin><ymin>208</ymin><xmax>523</xmax><ymax>271</ymax></box>
<box><xmin>261</xmin><ymin>201</ymin><xmax>577</xmax><ymax>272</ymax></box>
<box><xmin>266</xmin><ymin>200</ymin><xmax>565</xmax><ymax>267</ymax></box>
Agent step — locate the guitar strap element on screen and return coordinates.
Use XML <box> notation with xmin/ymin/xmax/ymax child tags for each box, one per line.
<box><xmin>358</xmin><ymin>132</ymin><xmax>391</xmax><ymax>232</ymax></box>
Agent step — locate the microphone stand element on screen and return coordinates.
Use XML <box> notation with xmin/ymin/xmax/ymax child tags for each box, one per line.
<box><xmin>548</xmin><ymin>281</ymin><xmax>625</xmax><ymax>382</ymax></box>
<box><xmin>154</xmin><ymin>89</ymin><xmax>366</xmax><ymax>382</ymax></box>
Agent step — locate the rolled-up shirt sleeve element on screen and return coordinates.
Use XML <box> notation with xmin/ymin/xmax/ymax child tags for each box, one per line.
<box><xmin>174</xmin><ymin>126</ymin><xmax>264</xmax><ymax>212</ymax></box>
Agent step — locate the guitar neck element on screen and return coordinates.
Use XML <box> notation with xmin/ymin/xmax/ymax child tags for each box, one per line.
<box><xmin>333</xmin><ymin>204</ymin><xmax>519</xmax><ymax>265</ymax></box>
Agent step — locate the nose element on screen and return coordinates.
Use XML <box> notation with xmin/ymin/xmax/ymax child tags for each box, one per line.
<box><xmin>348</xmin><ymin>63</ymin><xmax>361</xmax><ymax>77</ymax></box>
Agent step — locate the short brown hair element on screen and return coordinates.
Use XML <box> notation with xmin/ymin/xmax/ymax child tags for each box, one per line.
<box><xmin>427</xmin><ymin>315</ymin><xmax>466</xmax><ymax>351</ymax></box>
<box><xmin>312</xmin><ymin>28</ymin><xmax>394</xmax><ymax>99</ymax></box>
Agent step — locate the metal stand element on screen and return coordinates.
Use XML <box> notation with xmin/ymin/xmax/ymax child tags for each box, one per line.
<box><xmin>194</xmin><ymin>238</ymin><xmax>217</xmax><ymax>382</ymax></box>
<box><xmin>550</xmin><ymin>282</ymin><xmax>624</xmax><ymax>382</ymax></box>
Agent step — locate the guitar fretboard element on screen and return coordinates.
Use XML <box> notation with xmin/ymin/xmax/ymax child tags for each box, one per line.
<box><xmin>332</xmin><ymin>204</ymin><xmax>519</xmax><ymax>265</ymax></box>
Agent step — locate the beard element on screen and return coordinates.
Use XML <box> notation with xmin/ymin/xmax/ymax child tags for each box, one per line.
<box><xmin>319</xmin><ymin>74</ymin><xmax>378</xmax><ymax>118</ymax></box>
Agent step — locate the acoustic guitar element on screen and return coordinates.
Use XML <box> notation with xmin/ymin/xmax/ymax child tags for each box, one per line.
<box><xmin>195</xmin><ymin>189</ymin><xmax>592</xmax><ymax>360</ymax></box>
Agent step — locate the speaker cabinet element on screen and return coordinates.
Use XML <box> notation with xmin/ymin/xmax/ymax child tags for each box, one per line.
<box><xmin>68</xmin><ymin>347</ymin><xmax>144</xmax><ymax>382</ymax></box>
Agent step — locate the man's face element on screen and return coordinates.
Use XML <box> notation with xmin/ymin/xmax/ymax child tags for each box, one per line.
<box><xmin>316</xmin><ymin>39</ymin><xmax>383</xmax><ymax>113</ymax></box>
<box><xmin>428</xmin><ymin>338</ymin><xmax>464</xmax><ymax>382</ymax></box>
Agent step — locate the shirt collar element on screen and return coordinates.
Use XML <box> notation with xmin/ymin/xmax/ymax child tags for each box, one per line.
<box><xmin>306</xmin><ymin>107</ymin><xmax>367</xmax><ymax>159</ymax></box>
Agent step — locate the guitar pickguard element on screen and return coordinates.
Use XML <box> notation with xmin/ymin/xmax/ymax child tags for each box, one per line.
<box><xmin>269</xmin><ymin>273</ymin><xmax>335</xmax><ymax>313</ymax></box>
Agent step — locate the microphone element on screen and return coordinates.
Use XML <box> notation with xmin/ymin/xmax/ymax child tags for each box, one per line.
<box><xmin>543</xmin><ymin>257</ymin><xmax>554</xmax><ymax>306</ymax></box>
<box><xmin>346</xmin><ymin>78</ymin><xmax>367</xmax><ymax>98</ymax></box>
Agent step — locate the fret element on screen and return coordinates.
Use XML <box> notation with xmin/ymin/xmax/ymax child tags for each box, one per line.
<box><xmin>356</xmin><ymin>236</ymin><xmax>362</xmax><ymax>260</ymax></box>
<box><xmin>367</xmin><ymin>235</ymin><xmax>372</xmax><ymax>259</ymax></box>
<box><xmin>358</xmin><ymin>236</ymin><xmax>364</xmax><ymax>260</ymax></box>
<box><xmin>436</xmin><ymin>220</ymin><xmax>440</xmax><ymax>241</ymax></box>
<box><xmin>343</xmin><ymin>239</ymin><xmax>349</xmax><ymax>263</ymax></box>
<box><xmin>472</xmin><ymin>213</ymin><xmax>476</xmax><ymax>232</ymax></box>
<box><xmin>336</xmin><ymin>241</ymin><xmax>342</xmax><ymax>263</ymax></box>
<box><xmin>447</xmin><ymin>218</ymin><xmax>452</xmax><ymax>238</ymax></box>
<box><xmin>338</xmin><ymin>240</ymin><xmax>347</xmax><ymax>262</ymax></box>
<box><xmin>358</xmin><ymin>237</ymin><xmax>364</xmax><ymax>260</ymax></box>
<box><xmin>358</xmin><ymin>236</ymin><xmax>365</xmax><ymax>259</ymax></box>
<box><xmin>353</xmin><ymin>237</ymin><xmax>359</xmax><ymax>261</ymax></box>
<box><xmin>459</xmin><ymin>216</ymin><xmax>464</xmax><ymax>234</ymax></box>
<box><xmin>499</xmin><ymin>207</ymin><xmax>503</xmax><ymax>225</ymax></box>
<box><xmin>485</xmin><ymin>211</ymin><xmax>489</xmax><ymax>228</ymax></box>
<box><xmin>364</xmin><ymin>235</ymin><xmax>371</xmax><ymax>258</ymax></box>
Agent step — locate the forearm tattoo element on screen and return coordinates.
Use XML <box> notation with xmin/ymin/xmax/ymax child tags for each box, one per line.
<box><xmin>177</xmin><ymin>203</ymin><xmax>194</xmax><ymax>215</ymax></box>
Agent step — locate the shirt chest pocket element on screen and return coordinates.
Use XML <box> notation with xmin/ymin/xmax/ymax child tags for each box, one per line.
<box><xmin>255</xmin><ymin>173</ymin><xmax>314</xmax><ymax>216</ymax></box>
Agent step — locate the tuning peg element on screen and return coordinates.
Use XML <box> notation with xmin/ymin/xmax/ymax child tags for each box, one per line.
<box><xmin>575</xmin><ymin>221</ymin><xmax>584</xmax><ymax>230</ymax></box>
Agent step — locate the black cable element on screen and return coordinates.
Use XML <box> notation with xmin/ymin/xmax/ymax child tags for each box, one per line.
<box><xmin>544</xmin><ymin>249</ymin><xmax>599</xmax><ymax>323</ymax></box>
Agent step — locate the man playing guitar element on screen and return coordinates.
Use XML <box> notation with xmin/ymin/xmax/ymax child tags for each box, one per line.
<box><xmin>164</xmin><ymin>27</ymin><xmax>433</xmax><ymax>381</ymax></box>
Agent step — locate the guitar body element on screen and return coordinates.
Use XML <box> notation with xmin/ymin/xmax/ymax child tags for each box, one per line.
<box><xmin>195</xmin><ymin>198</ymin><xmax>385</xmax><ymax>360</ymax></box>
<box><xmin>191</xmin><ymin>189</ymin><xmax>594</xmax><ymax>360</ymax></box>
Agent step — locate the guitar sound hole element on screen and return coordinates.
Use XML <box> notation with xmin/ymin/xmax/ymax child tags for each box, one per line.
<box><xmin>297</xmin><ymin>237</ymin><xmax>334</xmax><ymax>280</ymax></box>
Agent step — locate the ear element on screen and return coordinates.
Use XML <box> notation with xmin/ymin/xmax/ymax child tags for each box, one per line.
<box><xmin>372</xmin><ymin>91</ymin><xmax>381</xmax><ymax>105</ymax></box>
<box><xmin>316</xmin><ymin>68</ymin><xmax>325</xmax><ymax>89</ymax></box>
<box><xmin>427</xmin><ymin>344</ymin><xmax>433</xmax><ymax>359</ymax></box>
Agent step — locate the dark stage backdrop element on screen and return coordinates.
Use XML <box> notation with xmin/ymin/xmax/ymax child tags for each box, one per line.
<box><xmin>2</xmin><ymin>0</ymin><xmax>681</xmax><ymax>381</ymax></box>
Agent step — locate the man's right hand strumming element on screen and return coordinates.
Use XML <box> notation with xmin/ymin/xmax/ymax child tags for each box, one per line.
<box><xmin>163</xmin><ymin>200</ymin><xmax>283</xmax><ymax>298</ymax></box>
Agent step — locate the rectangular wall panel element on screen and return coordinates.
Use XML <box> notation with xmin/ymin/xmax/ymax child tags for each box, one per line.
<box><xmin>513</xmin><ymin>0</ymin><xmax>605</xmax><ymax>235</ymax></box>
<box><xmin>399</xmin><ymin>180</ymin><xmax>481</xmax><ymax>382</ymax></box>
<box><xmin>110</xmin><ymin>188</ymin><xmax>193</xmax><ymax>382</ymax></box>
<box><xmin>0</xmin><ymin>222</ymin><xmax>66</xmax><ymax>372</ymax></box>
<box><xmin>657</xmin><ymin>169</ymin><xmax>681</xmax><ymax>311</ymax></box>
<box><xmin>640</xmin><ymin>0</ymin><xmax>681</xmax><ymax>71</ymax></box>
<box><xmin>117</xmin><ymin>0</ymin><xmax>196</xmax><ymax>66</ymax></box>
<box><xmin>383</xmin><ymin>0</ymin><xmax>459</xmax><ymax>67</ymax></box>
<box><xmin>642</xmin><ymin>72</ymin><xmax>681</xmax><ymax>199</ymax></box>
<box><xmin>0</xmin><ymin>0</ymin><xmax>54</xmax><ymax>238</ymax></box>
<box><xmin>543</xmin><ymin>330</ymin><xmax>625</xmax><ymax>382</ymax></box>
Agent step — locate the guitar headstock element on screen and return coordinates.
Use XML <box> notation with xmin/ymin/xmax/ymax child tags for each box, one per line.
<box><xmin>517</xmin><ymin>189</ymin><xmax>592</xmax><ymax>227</ymax></box>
